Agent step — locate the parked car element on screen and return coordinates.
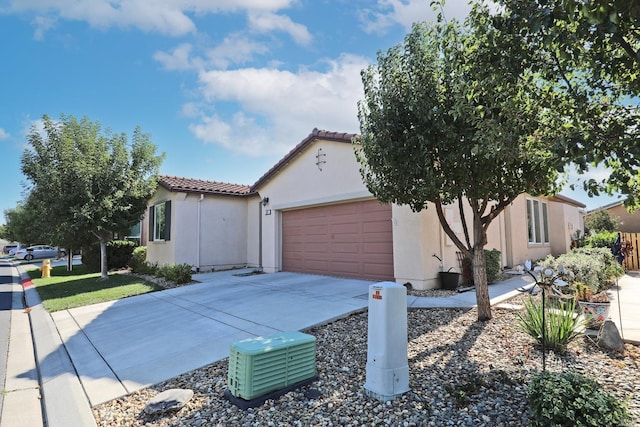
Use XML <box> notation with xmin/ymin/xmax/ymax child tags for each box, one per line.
<box><xmin>8</xmin><ymin>244</ymin><xmax>24</xmax><ymax>257</ymax></box>
<box><xmin>14</xmin><ymin>245</ymin><xmax>65</xmax><ymax>261</ymax></box>
<box><xmin>2</xmin><ymin>245</ymin><xmax>17</xmax><ymax>255</ymax></box>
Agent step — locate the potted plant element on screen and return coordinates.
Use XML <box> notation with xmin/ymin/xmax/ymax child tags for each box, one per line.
<box><xmin>574</xmin><ymin>282</ymin><xmax>610</xmax><ymax>329</ymax></box>
<box><xmin>432</xmin><ymin>254</ymin><xmax>460</xmax><ymax>290</ymax></box>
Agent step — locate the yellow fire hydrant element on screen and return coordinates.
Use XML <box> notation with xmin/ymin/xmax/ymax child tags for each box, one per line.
<box><xmin>41</xmin><ymin>259</ymin><xmax>52</xmax><ymax>278</ymax></box>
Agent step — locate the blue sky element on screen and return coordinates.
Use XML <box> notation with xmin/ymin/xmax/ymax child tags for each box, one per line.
<box><xmin>0</xmin><ymin>0</ymin><xmax>623</xmax><ymax>223</ymax></box>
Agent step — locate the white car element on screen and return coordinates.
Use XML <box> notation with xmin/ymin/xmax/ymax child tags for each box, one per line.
<box><xmin>14</xmin><ymin>245</ymin><xmax>64</xmax><ymax>261</ymax></box>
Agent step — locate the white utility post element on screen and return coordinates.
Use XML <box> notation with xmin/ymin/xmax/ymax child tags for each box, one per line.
<box><xmin>364</xmin><ymin>282</ymin><xmax>410</xmax><ymax>401</ymax></box>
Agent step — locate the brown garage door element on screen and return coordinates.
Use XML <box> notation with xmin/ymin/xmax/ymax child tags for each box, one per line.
<box><xmin>282</xmin><ymin>200</ymin><xmax>394</xmax><ymax>281</ymax></box>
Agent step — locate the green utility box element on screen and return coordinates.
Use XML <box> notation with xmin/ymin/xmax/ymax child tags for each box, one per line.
<box><xmin>228</xmin><ymin>331</ymin><xmax>317</xmax><ymax>401</ymax></box>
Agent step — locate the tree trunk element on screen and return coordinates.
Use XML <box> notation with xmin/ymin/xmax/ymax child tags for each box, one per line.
<box><xmin>67</xmin><ymin>249</ymin><xmax>73</xmax><ymax>272</ymax></box>
<box><xmin>473</xmin><ymin>246</ymin><xmax>491</xmax><ymax>320</ymax></box>
<box><xmin>99</xmin><ymin>237</ymin><xmax>108</xmax><ymax>280</ymax></box>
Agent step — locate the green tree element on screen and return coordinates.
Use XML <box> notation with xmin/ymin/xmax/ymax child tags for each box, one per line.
<box><xmin>2</xmin><ymin>199</ymin><xmax>51</xmax><ymax>245</ymax></box>
<box><xmin>585</xmin><ymin>209</ymin><xmax>619</xmax><ymax>233</ymax></box>
<box><xmin>21</xmin><ymin>115</ymin><xmax>164</xmax><ymax>279</ymax></box>
<box><xmin>356</xmin><ymin>9</ymin><xmax>564</xmax><ymax>320</ymax></box>
<box><xmin>492</xmin><ymin>0</ymin><xmax>640</xmax><ymax>207</ymax></box>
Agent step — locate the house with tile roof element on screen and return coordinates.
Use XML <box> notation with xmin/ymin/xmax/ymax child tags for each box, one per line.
<box><xmin>145</xmin><ymin>128</ymin><xmax>586</xmax><ymax>289</ymax></box>
<box><xmin>146</xmin><ymin>175</ymin><xmax>259</xmax><ymax>272</ymax></box>
<box><xmin>586</xmin><ymin>199</ymin><xmax>640</xmax><ymax>233</ymax></box>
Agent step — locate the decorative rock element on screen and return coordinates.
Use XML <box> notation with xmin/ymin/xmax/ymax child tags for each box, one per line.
<box><xmin>597</xmin><ymin>320</ymin><xmax>625</xmax><ymax>351</ymax></box>
<box><xmin>144</xmin><ymin>388</ymin><xmax>194</xmax><ymax>415</ymax></box>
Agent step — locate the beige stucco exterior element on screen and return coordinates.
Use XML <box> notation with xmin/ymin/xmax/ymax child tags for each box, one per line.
<box><xmin>146</xmin><ymin>186</ymin><xmax>259</xmax><ymax>271</ymax></box>
<box><xmin>250</xmin><ymin>140</ymin><xmax>577</xmax><ymax>289</ymax></box>
<box><xmin>595</xmin><ymin>202</ymin><xmax>640</xmax><ymax>233</ymax></box>
<box><xmin>146</xmin><ymin>129</ymin><xmax>586</xmax><ymax>290</ymax></box>
<box><xmin>254</xmin><ymin>139</ymin><xmax>375</xmax><ymax>274</ymax></box>
<box><xmin>502</xmin><ymin>194</ymin><xmax>585</xmax><ymax>268</ymax></box>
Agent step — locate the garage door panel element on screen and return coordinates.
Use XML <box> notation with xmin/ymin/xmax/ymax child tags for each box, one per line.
<box><xmin>330</xmin><ymin>242</ymin><xmax>360</xmax><ymax>254</ymax></box>
<box><xmin>282</xmin><ymin>200</ymin><xmax>394</xmax><ymax>281</ymax></box>
<box><xmin>331</xmin><ymin>261</ymin><xmax>361</xmax><ymax>275</ymax></box>
<box><xmin>363</xmin><ymin>242</ymin><xmax>393</xmax><ymax>254</ymax></box>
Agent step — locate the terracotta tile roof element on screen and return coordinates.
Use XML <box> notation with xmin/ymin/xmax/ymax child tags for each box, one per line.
<box><xmin>252</xmin><ymin>128</ymin><xmax>356</xmax><ymax>191</ymax></box>
<box><xmin>158</xmin><ymin>175</ymin><xmax>253</xmax><ymax>196</ymax></box>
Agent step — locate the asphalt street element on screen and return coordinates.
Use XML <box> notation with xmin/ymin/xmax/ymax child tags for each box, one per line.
<box><xmin>0</xmin><ymin>260</ymin><xmax>17</xmax><ymax>418</ymax></box>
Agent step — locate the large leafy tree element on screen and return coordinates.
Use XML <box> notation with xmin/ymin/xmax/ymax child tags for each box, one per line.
<box><xmin>492</xmin><ymin>0</ymin><xmax>640</xmax><ymax>206</ymax></box>
<box><xmin>21</xmin><ymin>115</ymin><xmax>164</xmax><ymax>279</ymax></box>
<box><xmin>356</xmin><ymin>8</ymin><xmax>566</xmax><ymax>320</ymax></box>
<box><xmin>2</xmin><ymin>201</ymin><xmax>48</xmax><ymax>245</ymax></box>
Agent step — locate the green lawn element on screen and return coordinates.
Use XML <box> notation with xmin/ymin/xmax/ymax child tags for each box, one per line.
<box><xmin>28</xmin><ymin>264</ymin><xmax>162</xmax><ymax>312</ymax></box>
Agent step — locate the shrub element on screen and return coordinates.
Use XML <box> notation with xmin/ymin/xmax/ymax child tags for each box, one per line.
<box><xmin>584</xmin><ymin>209</ymin><xmax>619</xmax><ymax>233</ymax></box>
<box><xmin>82</xmin><ymin>240</ymin><xmax>137</xmax><ymax>273</ymax></box>
<box><xmin>128</xmin><ymin>246</ymin><xmax>158</xmax><ymax>274</ymax></box>
<box><xmin>527</xmin><ymin>371</ymin><xmax>629</xmax><ymax>427</ymax></box>
<box><xmin>156</xmin><ymin>263</ymin><xmax>193</xmax><ymax>284</ymax></box>
<box><xmin>516</xmin><ymin>296</ymin><xmax>584</xmax><ymax>354</ymax></box>
<box><xmin>484</xmin><ymin>249</ymin><xmax>502</xmax><ymax>283</ymax></box>
<box><xmin>585</xmin><ymin>231</ymin><xmax>617</xmax><ymax>249</ymax></box>
<box><xmin>459</xmin><ymin>249</ymin><xmax>501</xmax><ymax>285</ymax></box>
<box><xmin>539</xmin><ymin>248</ymin><xmax>623</xmax><ymax>293</ymax></box>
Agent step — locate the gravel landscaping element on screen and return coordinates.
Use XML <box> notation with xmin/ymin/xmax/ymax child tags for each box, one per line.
<box><xmin>93</xmin><ymin>292</ymin><xmax>639</xmax><ymax>426</ymax></box>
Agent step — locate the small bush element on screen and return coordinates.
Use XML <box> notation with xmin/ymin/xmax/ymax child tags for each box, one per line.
<box><xmin>484</xmin><ymin>249</ymin><xmax>502</xmax><ymax>283</ymax></box>
<box><xmin>156</xmin><ymin>263</ymin><xmax>193</xmax><ymax>284</ymax></box>
<box><xmin>516</xmin><ymin>296</ymin><xmax>584</xmax><ymax>354</ymax></box>
<box><xmin>527</xmin><ymin>371</ymin><xmax>629</xmax><ymax>427</ymax></box>
<box><xmin>82</xmin><ymin>240</ymin><xmax>137</xmax><ymax>273</ymax></box>
<box><xmin>128</xmin><ymin>246</ymin><xmax>158</xmax><ymax>274</ymax></box>
<box><xmin>540</xmin><ymin>248</ymin><xmax>623</xmax><ymax>293</ymax></box>
<box><xmin>585</xmin><ymin>231</ymin><xmax>617</xmax><ymax>249</ymax></box>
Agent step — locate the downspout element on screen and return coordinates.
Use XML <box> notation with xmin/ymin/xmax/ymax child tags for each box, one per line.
<box><xmin>258</xmin><ymin>198</ymin><xmax>263</xmax><ymax>270</ymax></box>
<box><xmin>196</xmin><ymin>193</ymin><xmax>203</xmax><ymax>272</ymax></box>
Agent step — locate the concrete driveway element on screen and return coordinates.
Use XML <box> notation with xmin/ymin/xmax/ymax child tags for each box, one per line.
<box><xmin>48</xmin><ymin>270</ymin><xmax>374</xmax><ymax>406</ymax></box>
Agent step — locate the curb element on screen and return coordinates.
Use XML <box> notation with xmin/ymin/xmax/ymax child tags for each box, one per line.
<box><xmin>18</xmin><ymin>266</ymin><xmax>97</xmax><ymax>427</ymax></box>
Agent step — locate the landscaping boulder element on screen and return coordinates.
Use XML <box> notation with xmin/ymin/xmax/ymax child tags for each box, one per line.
<box><xmin>144</xmin><ymin>388</ymin><xmax>194</xmax><ymax>415</ymax></box>
<box><xmin>597</xmin><ymin>320</ymin><xmax>625</xmax><ymax>352</ymax></box>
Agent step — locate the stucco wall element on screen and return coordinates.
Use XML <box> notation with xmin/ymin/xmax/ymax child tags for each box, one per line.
<box><xmin>256</xmin><ymin>139</ymin><xmax>374</xmax><ymax>273</ymax></box>
<box><xmin>147</xmin><ymin>188</ymin><xmax>252</xmax><ymax>270</ymax></box>
<box><xmin>246</xmin><ymin>196</ymin><xmax>262</xmax><ymax>269</ymax></box>
<box><xmin>146</xmin><ymin>187</ymin><xmax>176</xmax><ymax>266</ymax></box>
<box><xmin>549</xmin><ymin>201</ymin><xmax>584</xmax><ymax>256</ymax></box>
<box><xmin>254</xmin><ymin>137</ymin><xmax>512</xmax><ymax>289</ymax></box>
<box><xmin>606</xmin><ymin>204</ymin><xmax>640</xmax><ymax>233</ymax></box>
<box><xmin>179</xmin><ymin>193</ymin><xmax>250</xmax><ymax>270</ymax></box>
<box><xmin>507</xmin><ymin>195</ymin><xmax>551</xmax><ymax>266</ymax></box>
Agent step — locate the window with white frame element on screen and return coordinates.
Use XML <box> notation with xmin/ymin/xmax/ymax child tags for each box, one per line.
<box><xmin>527</xmin><ymin>198</ymin><xmax>549</xmax><ymax>244</ymax></box>
<box><xmin>149</xmin><ymin>201</ymin><xmax>171</xmax><ymax>241</ymax></box>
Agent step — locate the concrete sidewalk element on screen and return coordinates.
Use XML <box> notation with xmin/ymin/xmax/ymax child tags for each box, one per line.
<box><xmin>607</xmin><ymin>272</ymin><xmax>640</xmax><ymax>344</ymax></box>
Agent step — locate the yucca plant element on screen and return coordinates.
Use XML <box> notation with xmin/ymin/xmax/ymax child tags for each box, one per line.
<box><xmin>516</xmin><ymin>296</ymin><xmax>585</xmax><ymax>354</ymax></box>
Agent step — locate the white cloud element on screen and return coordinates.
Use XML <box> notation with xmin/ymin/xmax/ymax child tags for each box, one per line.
<box><xmin>154</xmin><ymin>43</ymin><xmax>203</xmax><ymax>71</ymax></box>
<box><xmin>0</xmin><ymin>128</ymin><xmax>9</xmax><ymax>140</ymax></box>
<box><xmin>359</xmin><ymin>0</ymin><xmax>474</xmax><ymax>34</ymax></box>
<box><xmin>155</xmin><ymin>34</ymin><xmax>269</xmax><ymax>72</ymax></box>
<box><xmin>205</xmin><ymin>33</ymin><xmax>269</xmax><ymax>69</ymax></box>
<box><xmin>248</xmin><ymin>11</ymin><xmax>312</xmax><ymax>46</ymax></box>
<box><xmin>5</xmin><ymin>0</ymin><xmax>299</xmax><ymax>37</ymax></box>
<box><xmin>190</xmin><ymin>54</ymin><xmax>369</xmax><ymax>156</ymax></box>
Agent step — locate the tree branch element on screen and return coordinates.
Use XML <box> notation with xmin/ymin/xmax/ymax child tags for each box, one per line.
<box><xmin>435</xmin><ymin>198</ymin><xmax>473</xmax><ymax>260</ymax></box>
<box><xmin>458</xmin><ymin>195</ymin><xmax>472</xmax><ymax>248</ymax></box>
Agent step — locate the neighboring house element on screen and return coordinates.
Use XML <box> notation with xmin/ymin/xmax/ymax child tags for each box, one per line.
<box><xmin>146</xmin><ymin>128</ymin><xmax>586</xmax><ymax>289</ymax></box>
<box><xmin>587</xmin><ymin>199</ymin><xmax>640</xmax><ymax>233</ymax></box>
<box><xmin>146</xmin><ymin>176</ymin><xmax>258</xmax><ymax>272</ymax></box>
